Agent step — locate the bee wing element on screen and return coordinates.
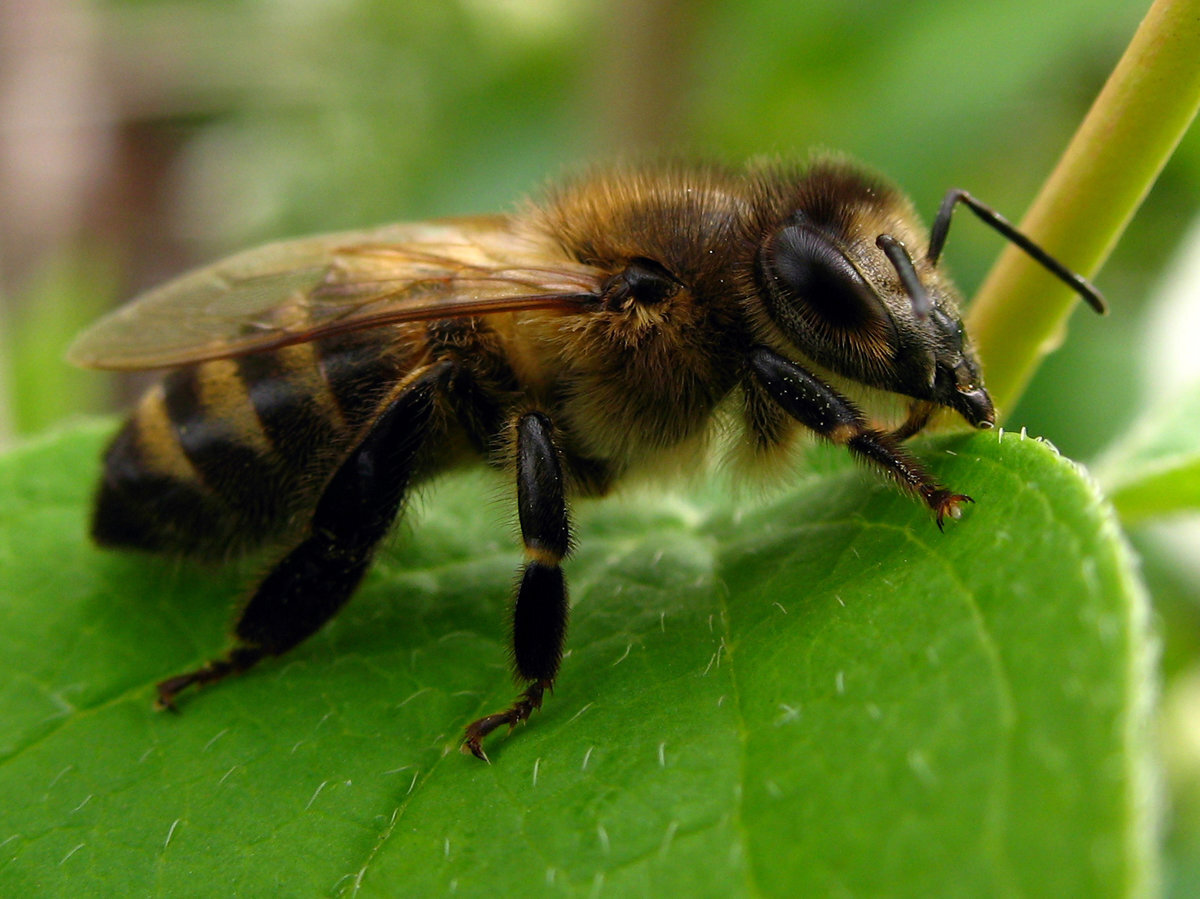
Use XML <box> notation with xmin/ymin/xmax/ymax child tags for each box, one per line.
<box><xmin>67</xmin><ymin>218</ymin><xmax>603</xmax><ymax>370</ymax></box>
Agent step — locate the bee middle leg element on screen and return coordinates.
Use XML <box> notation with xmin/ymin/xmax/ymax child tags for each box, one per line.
<box><xmin>747</xmin><ymin>346</ymin><xmax>970</xmax><ymax>527</ymax></box>
<box><xmin>156</xmin><ymin>361</ymin><xmax>450</xmax><ymax>709</ymax></box>
<box><xmin>463</xmin><ymin>411</ymin><xmax>571</xmax><ymax>761</ymax></box>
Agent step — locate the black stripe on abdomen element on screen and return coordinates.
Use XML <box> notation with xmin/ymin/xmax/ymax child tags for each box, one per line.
<box><xmin>315</xmin><ymin>331</ymin><xmax>413</xmax><ymax>434</ymax></box>
<box><xmin>163</xmin><ymin>361</ymin><xmax>296</xmax><ymax>533</ymax></box>
<box><xmin>92</xmin><ymin>415</ymin><xmax>244</xmax><ymax>557</ymax></box>
<box><xmin>236</xmin><ymin>344</ymin><xmax>346</xmax><ymax>477</ymax></box>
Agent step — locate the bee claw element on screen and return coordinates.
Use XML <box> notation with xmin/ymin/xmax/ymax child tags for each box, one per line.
<box><xmin>460</xmin><ymin>738</ymin><xmax>491</xmax><ymax>763</ymax></box>
<box><xmin>460</xmin><ymin>680</ymin><xmax>550</xmax><ymax>762</ymax></box>
<box><xmin>153</xmin><ymin>647</ymin><xmax>264</xmax><ymax>712</ymax></box>
<box><xmin>933</xmin><ymin>492</ymin><xmax>973</xmax><ymax>529</ymax></box>
<box><xmin>155</xmin><ymin>675</ymin><xmax>192</xmax><ymax>711</ymax></box>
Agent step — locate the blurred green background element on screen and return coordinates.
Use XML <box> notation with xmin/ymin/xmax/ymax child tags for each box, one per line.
<box><xmin>2</xmin><ymin>0</ymin><xmax>1193</xmax><ymax>455</ymax></box>
<box><xmin>0</xmin><ymin>0</ymin><xmax>1197</xmax><ymax>891</ymax></box>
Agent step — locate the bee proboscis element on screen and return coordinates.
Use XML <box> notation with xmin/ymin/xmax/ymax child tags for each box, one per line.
<box><xmin>70</xmin><ymin>157</ymin><xmax>1104</xmax><ymax>760</ymax></box>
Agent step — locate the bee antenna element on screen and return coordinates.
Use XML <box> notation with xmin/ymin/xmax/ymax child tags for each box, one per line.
<box><xmin>927</xmin><ymin>188</ymin><xmax>1107</xmax><ymax>315</ymax></box>
<box><xmin>876</xmin><ymin>234</ymin><xmax>932</xmax><ymax>319</ymax></box>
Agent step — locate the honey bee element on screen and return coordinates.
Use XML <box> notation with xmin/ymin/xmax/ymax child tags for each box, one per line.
<box><xmin>69</xmin><ymin>157</ymin><xmax>1104</xmax><ymax>761</ymax></box>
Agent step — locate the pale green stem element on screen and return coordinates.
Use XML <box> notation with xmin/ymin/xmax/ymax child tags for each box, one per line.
<box><xmin>967</xmin><ymin>0</ymin><xmax>1200</xmax><ymax>416</ymax></box>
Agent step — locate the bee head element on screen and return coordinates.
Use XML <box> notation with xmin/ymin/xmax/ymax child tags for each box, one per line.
<box><xmin>751</xmin><ymin>157</ymin><xmax>1112</xmax><ymax>431</ymax></box>
<box><xmin>756</xmin><ymin>215</ymin><xmax>993</xmax><ymax>429</ymax></box>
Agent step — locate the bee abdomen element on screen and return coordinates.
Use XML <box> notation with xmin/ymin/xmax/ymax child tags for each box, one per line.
<box><xmin>235</xmin><ymin>342</ymin><xmax>348</xmax><ymax>478</ymax></box>
<box><xmin>160</xmin><ymin>360</ymin><xmax>302</xmax><ymax>536</ymax></box>
<box><xmin>94</xmin><ymin>334</ymin><xmax>415</xmax><ymax>559</ymax></box>
<box><xmin>92</xmin><ymin>383</ymin><xmax>259</xmax><ymax>558</ymax></box>
<box><xmin>94</xmin><ymin>354</ymin><xmax>329</xmax><ymax>558</ymax></box>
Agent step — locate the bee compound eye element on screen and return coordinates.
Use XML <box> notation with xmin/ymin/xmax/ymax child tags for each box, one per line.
<box><xmin>767</xmin><ymin>225</ymin><xmax>888</xmax><ymax>333</ymax></box>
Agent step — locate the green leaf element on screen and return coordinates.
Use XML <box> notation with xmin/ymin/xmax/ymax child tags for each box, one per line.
<box><xmin>0</xmin><ymin>424</ymin><xmax>1155</xmax><ymax>896</ymax></box>
<box><xmin>1094</xmin><ymin>381</ymin><xmax>1200</xmax><ymax>525</ymax></box>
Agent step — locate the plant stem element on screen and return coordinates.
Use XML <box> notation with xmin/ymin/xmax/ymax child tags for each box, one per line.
<box><xmin>967</xmin><ymin>0</ymin><xmax>1200</xmax><ymax>416</ymax></box>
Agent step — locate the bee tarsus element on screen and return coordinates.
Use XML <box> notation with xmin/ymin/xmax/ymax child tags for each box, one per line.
<box><xmin>463</xmin><ymin>680</ymin><xmax>551</xmax><ymax>763</ymax></box>
<box><xmin>155</xmin><ymin>646</ymin><xmax>265</xmax><ymax>710</ymax></box>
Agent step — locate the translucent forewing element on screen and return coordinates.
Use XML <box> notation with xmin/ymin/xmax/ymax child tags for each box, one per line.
<box><xmin>67</xmin><ymin>218</ymin><xmax>602</xmax><ymax>371</ymax></box>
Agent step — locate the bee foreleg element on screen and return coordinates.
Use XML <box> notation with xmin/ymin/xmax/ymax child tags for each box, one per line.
<box><xmin>463</xmin><ymin>411</ymin><xmax>571</xmax><ymax>761</ymax></box>
<box><xmin>747</xmin><ymin>347</ymin><xmax>971</xmax><ymax>528</ymax></box>
<box><xmin>155</xmin><ymin>361</ymin><xmax>450</xmax><ymax>710</ymax></box>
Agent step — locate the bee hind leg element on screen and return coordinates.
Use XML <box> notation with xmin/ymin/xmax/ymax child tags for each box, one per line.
<box><xmin>747</xmin><ymin>347</ymin><xmax>971</xmax><ymax>526</ymax></box>
<box><xmin>463</xmin><ymin>411</ymin><xmax>571</xmax><ymax>762</ymax></box>
<box><xmin>155</xmin><ymin>362</ymin><xmax>450</xmax><ymax>709</ymax></box>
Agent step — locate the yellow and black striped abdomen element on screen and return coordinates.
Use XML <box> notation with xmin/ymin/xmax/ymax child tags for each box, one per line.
<box><xmin>92</xmin><ymin>331</ymin><xmax>415</xmax><ymax>559</ymax></box>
